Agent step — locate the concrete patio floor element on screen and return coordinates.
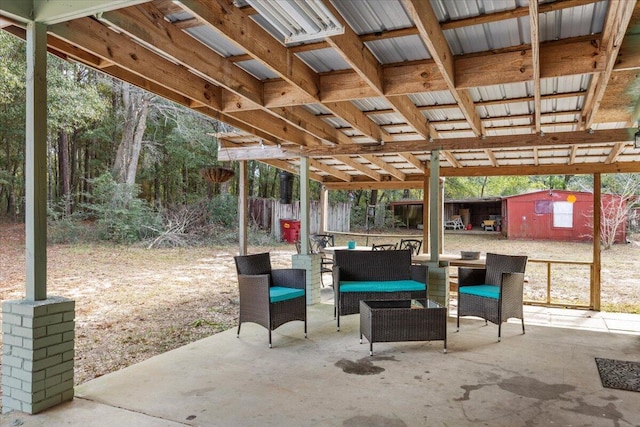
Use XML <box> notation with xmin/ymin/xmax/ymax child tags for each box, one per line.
<box><xmin>3</xmin><ymin>288</ymin><xmax>640</xmax><ymax>426</ymax></box>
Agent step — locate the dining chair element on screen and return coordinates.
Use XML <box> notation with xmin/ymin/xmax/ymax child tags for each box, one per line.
<box><xmin>398</xmin><ymin>239</ymin><xmax>422</xmax><ymax>256</ymax></box>
<box><xmin>372</xmin><ymin>243</ymin><xmax>397</xmax><ymax>251</ymax></box>
<box><xmin>309</xmin><ymin>234</ymin><xmax>335</xmax><ymax>287</ymax></box>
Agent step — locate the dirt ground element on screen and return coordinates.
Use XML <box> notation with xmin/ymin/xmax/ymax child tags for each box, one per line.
<box><xmin>1</xmin><ymin>223</ymin><xmax>639</xmax><ymax>411</ymax></box>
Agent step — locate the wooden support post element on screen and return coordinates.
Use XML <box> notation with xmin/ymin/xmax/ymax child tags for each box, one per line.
<box><xmin>429</xmin><ymin>150</ymin><xmax>440</xmax><ymax>263</ymax></box>
<box><xmin>422</xmin><ymin>172</ymin><xmax>429</xmax><ymax>248</ymax></box>
<box><xmin>320</xmin><ymin>185</ymin><xmax>328</xmax><ymax>234</ymax></box>
<box><xmin>300</xmin><ymin>157</ymin><xmax>310</xmax><ymax>255</ymax></box>
<box><xmin>238</xmin><ymin>160</ymin><xmax>248</xmax><ymax>255</ymax></box>
<box><xmin>25</xmin><ymin>21</ymin><xmax>48</xmax><ymax>302</ymax></box>
<box><xmin>592</xmin><ymin>173</ymin><xmax>601</xmax><ymax>310</ymax></box>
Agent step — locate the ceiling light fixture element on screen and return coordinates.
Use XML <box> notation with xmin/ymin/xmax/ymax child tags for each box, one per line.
<box><xmin>241</xmin><ymin>0</ymin><xmax>344</xmax><ymax>44</ymax></box>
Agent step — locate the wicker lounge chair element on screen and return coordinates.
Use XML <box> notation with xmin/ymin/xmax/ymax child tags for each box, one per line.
<box><xmin>234</xmin><ymin>252</ymin><xmax>307</xmax><ymax>348</ymax></box>
<box><xmin>456</xmin><ymin>253</ymin><xmax>528</xmax><ymax>341</ymax></box>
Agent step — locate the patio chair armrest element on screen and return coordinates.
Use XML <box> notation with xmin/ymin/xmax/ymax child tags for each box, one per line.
<box><xmin>410</xmin><ymin>264</ymin><xmax>429</xmax><ymax>285</ymax></box>
<box><xmin>458</xmin><ymin>267</ymin><xmax>487</xmax><ymax>287</ymax></box>
<box><xmin>237</xmin><ymin>274</ymin><xmax>271</xmax><ymax>309</ymax></box>
<box><xmin>499</xmin><ymin>272</ymin><xmax>525</xmax><ymax>298</ymax></box>
<box><xmin>272</xmin><ymin>268</ymin><xmax>306</xmax><ymax>290</ymax></box>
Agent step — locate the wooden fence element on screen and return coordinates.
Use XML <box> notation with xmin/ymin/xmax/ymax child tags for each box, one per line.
<box><xmin>248</xmin><ymin>198</ymin><xmax>351</xmax><ymax>240</ymax></box>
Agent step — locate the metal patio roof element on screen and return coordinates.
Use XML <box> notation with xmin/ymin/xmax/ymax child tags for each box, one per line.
<box><xmin>1</xmin><ymin>0</ymin><xmax>639</xmax><ymax>189</ymax></box>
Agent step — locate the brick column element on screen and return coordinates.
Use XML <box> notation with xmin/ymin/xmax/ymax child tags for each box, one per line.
<box><xmin>2</xmin><ymin>296</ymin><xmax>75</xmax><ymax>414</ymax></box>
<box><xmin>292</xmin><ymin>253</ymin><xmax>321</xmax><ymax>305</ymax></box>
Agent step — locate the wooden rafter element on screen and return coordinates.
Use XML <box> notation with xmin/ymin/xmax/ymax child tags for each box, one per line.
<box><xmin>361</xmin><ymin>154</ymin><xmax>406</xmax><ymax>181</ymax></box>
<box><xmin>529</xmin><ymin>0</ymin><xmax>542</xmax><ymax>134</ymax></box>
<box><xmin>582</xmin><ymin>0</ymin><xmax>637</xmax><ymax>129</ymax></box>
<box><xmin>332</xmin><ymin>155</ymin><xmax>382</xmax><ymax>181</ymax></box>
<box><xmin>402</xmin><ymin>0</ymin><xmax>483</xmax><ymax>136</ymax></box>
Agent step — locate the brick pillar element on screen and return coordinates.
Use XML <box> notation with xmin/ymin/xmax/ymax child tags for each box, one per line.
<box><xmin>2</xmin><ymin>296</ymin><xmax>75</xmax><ymax>414</ymax></box>
<box><xmin>426</xmin><ymin>262</ymin><xmax>450</xmax><ymax>308</ymax></box>
<box><xmin>292</xmin><ymin>253</ymin><xmax>321</xmax><ymax>305</ymax></box>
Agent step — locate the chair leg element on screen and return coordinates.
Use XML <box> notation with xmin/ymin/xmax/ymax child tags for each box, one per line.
<box><xmin>498</xmin><ymin>323</ymin><xmax>502</xmax><ymax>342</ymax></box>
<box><xmin>237</xmin><ymin>322</ymin><xmax>241</xmax><ymax>337</ymax></box>
<box><xmin>304</xmin><ymin>318</ymin><xmax>308</xmax><ymax>338</ymax></box>
<box><xmin>521</xmin><ymin>318</ymin><xmax>525</xmax><ymax>335</ymax></box>
<box><xmin>337</xmin><ymin>313</ymin><xmax>340</xmax><ymax>332</ymax></box>
<box><xmin>456</xmin><ymin>312</ymin><xmax>460</xmax><ymax>332</ymax></box>
<box><xmin>268</xmin><ymin>329</ymin><xmax>272</xmax><ymax>348</ymax></box>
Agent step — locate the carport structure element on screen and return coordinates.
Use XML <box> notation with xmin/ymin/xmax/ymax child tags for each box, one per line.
<box><xmin>1</xmin><ymin>0</ymin><xmax>639</xmax><ymax>415</ymax></box>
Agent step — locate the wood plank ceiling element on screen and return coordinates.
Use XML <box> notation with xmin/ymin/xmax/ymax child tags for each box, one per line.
<box><xmin>2</xmin><ymin>0</ymin><xmax>639</xmax><ymax>189</ymax></box>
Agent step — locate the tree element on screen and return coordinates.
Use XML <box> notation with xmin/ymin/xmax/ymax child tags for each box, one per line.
<box><xmin>112</xmin><ymin>82</ymin><xmax>153</xmax><ymax>185</ymax></box>
<box><xmin>572</xmin><ymin>174</ymin><xmax>640</xmax><ymax>249</ymax></box>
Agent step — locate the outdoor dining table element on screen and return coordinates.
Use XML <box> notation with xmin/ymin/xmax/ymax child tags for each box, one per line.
<box><xmin>323</xmin><ymin>245</ymin><xmax>373</xmax><ymax>254</ymax></box>
<box><xmin>412</xmin><ymin>253</ymin><xmax>486</xmax><ymax>268</ymax></box>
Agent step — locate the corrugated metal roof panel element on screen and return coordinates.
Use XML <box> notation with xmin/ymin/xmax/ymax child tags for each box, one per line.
<box><xmin>434</xmin><ymin>122</ymin><xmax>471</xmax><ymax>131</ymax></box>
<box><xmin>440</xmin><ymin>130</ymin><xmax>476</xmax><ymax>139</ymax></box>
<box><xmin>235</xmin><ymin>60</ymin><xmax>280</xmax><ymax>80</ymax></box>
<box><xmin>482</xmin><ymin>102</ymin><xmax>533</xmax><ymax>118</ymax></box>
<box><xmin>324</xmin><ymin>116</ymin><xmax>352</xmax><ymax>129</ymax></box>
<box><xmin>184</xmin><ymin>26</ymin><xmax>246</xmax><ymax>57</ymax></box>
<box><xmin>539</xmin><ymin>1</ymin><xmax>607</xmax><ymax>42</ymax></box>
<box><xmin>165</xmin><ymin>10</ymin><xmax>194</xmax><ymax>23</ymax></box>
<box><xmin>472</xmin><ymin>82</ymin><xmax>532</xmax><ymax>102</ymax></box>
<box><xmin>332</xmin><ymin>0</ymin><xmax>411</xmax><ymax>34</ymax></box>
<box><xmin>485</xmin><ymin>127</ymin><xmax>533</xmax><ymax>137</ymax></box>
<box><xmin>541</xmin><ymin>97</ymin><xmax>583</xmax><ymax>114</ymax></box>
<box><xmin>425</xmin><ymin>108</ymin><xmax>467</xmax><ymax>122</ymax></box>
<box><xmin>369</xmin><ymin>112</ymin><xmax>406</xmax><ymax>125</ymax></box>
<box><xmin>540</xmin><ymin>124</ymin><xmax>578</xmax><ymax>133</ymax></box>
<box><xmin>296</xmin><ymin>48</ymin><xmax>351</xmax><ymax>73</ymax></box>
<box><xmin>541</xmin><ymin>113</ymin><xmax>580</xmax><ymax>124</ymax></box>
<box><xmin>303</xmin><ymin>104</ymin><xmax>331</xmax><ymax>115</ymax></box>
<box><xmin>365</xmin><ymin>36</ymin><xmax>430</xmax><ymax>64</ymax></box>
<box><xmin>485</xmin><ymin>117</ymin><xmax>532</xmax><ymax>127</ymax></box>
<box><xmin>541</xmin><ymin>75</ymin><xmax>591</xmax><ymax>95</ymax></box>
<box><xmin>430</xmin><ymin>0</ymin><xmax>525</xmax><ymax>21</ymax></box>
<box><xmin>351</xmin><ymin>98</ymin><xmax>392</xmax><ymax>111</ymax></box>
<box><xmin>409</xmin><ymin>91</ymin><xmax>456</xmax><ymax>106</ymax></box>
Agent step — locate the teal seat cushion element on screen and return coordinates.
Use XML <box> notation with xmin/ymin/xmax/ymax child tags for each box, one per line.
<box><xmin>270</xmin><ymin>286</ymin><xmax>305</xmax><ymax>303</ymax></box>
<box><xmin>340</xmin><ymin>280</ymin><xmax>426</xmax><ymax>293</ymax></box>
<box><xmin>458</xmin><ymin>284</ymin><xmax>500</xmax><ymax>299</ymax></box>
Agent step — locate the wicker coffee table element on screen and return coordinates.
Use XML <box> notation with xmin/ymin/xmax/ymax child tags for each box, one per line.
<box><xmin>359</xmin><ymin>299</ymin><xmax>447</xmax><ymax>355</ymax></box>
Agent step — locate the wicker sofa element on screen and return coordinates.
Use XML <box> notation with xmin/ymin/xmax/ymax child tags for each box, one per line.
<box><xmin>332</xmin><ymin>249</ymin><xmax>428</xmax><ymax>330</ymax></box>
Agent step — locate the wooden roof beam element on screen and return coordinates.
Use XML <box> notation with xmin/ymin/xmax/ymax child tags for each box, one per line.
<box><xmin>261</xmin><ymin>160</ymin><xmax>324</xmax><ymax>183</ymax></box>
<box><xmin>179</xmin><ymin>0</ymin><xmax>388</xmax><ymax>146</ymax></box>
<box><xmin>361</xmin><ymin>154</ymin><xmax>406</xmax><ymax>181</ymax></box>
<box><xmin>485</xmin><ymin>149</ymin><xmax>499</xmax><ymax>167</ymax></box>
<box><xmin>442</xmin><ymin>151</ymin><xmax>462</xmax><ymax>168</ymax></box>
<box><xmin>48</xmin><ymin>17</ymin><xmax>223</xmax><ymax>111</ymax></box>
<box><xmin>529</xmin><ymin>0</ymin><xmax>542</xmax><ymax>134</ymax></box>
<box><xmin>302</xmin><ymin>128</ymin><xmax>634</xmax><ymax>156</ymax></box>
<box><xmin>333</xmin><ymin>155</ymin><xmax>383</xmax><ymax>181</ymax></box>
<box><xmin>582</xmin><ymin>0</ymin><xmax>637</xmax><ymax>129</ymax></box>
<box><xmin>321</xmin><ymin>0</ymin><xmax>432</xmax><ymax>140</ymax></box>
<box><xmin>402</xmin><ymin>0</ymin><xmax>484</xmax><ymax>137</ymax></box>
<box><xmin>399</xmin><ymin>152</ymin><xmax>425</xmax><ymax>172</ymax></box>
<box><xmin>309</xmin><ymin>159</ymin><xmax>352</xmax><ymax>182</ymax></box>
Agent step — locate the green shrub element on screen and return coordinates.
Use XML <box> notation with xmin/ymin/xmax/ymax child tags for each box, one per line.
<box><xmin>83</xmin><ymin>173</ymin><xmax>161</xmax><ymax>243</ymax></box>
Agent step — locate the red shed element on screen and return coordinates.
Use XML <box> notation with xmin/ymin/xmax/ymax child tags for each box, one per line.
<box><xmin>504</xmin><ymin>190</ymin><xmax>626</xmax><ymax>243</ymax></box>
